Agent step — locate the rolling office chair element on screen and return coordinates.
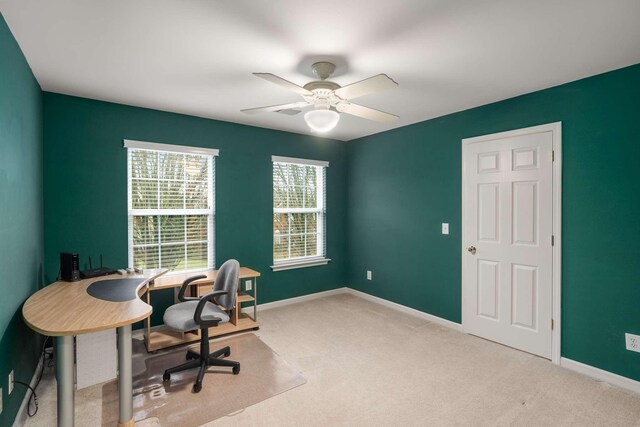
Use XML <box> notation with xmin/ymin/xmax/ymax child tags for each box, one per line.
<box><xmin>162</xmin><ymin>259</ymin><xmax>241</xmax><ymax>393</ymax></box>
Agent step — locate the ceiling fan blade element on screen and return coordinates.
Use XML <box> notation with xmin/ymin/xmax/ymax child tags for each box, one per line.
<box><xmin>253</xmin><ymin>73</ymin><xmax>313</xmax><ymax>96</ymax></box>
<box><xmin>334</xmin><ymin>74</ymin><xmax>398</xmax><ymax>100</ymax></box>
<box><xmin>241</xmin><ymin>101</ymin><xmax>310</xmax><ymax>114</ymax></box>
<box><xmin>339</xmin><ymin>103</ymin><xmax>399</xmax><ymax>123</ymax></box>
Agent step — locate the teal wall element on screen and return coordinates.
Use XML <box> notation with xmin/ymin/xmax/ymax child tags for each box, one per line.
<box><xmin>0</xmin><ymin>12</ymin><xmax>44</xmax><ymax>426</ymax></box>
<box><xmin>43</xmin><ymin>93</ymin><xmax>348</xmax><ymax>327</ymax></box>
<box><xmin>347</xmin><ymin>63</ymin><xmax>640</xmax><ymax>381</ymax></box>
<box><xmin>3</xmin><ymin>12</ymin><xmax>638</xmax><ymax>424</ymax></box>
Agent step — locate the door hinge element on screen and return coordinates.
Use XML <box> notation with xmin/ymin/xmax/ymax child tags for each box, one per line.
<box><xmin>551</xmin><ymin>319</ymin><xmax>555</xmax><ymax>330</ymax></box>
<box><xmin>551</xmin><ymin>235</ymin><xmax>555</xmax><ymax>246</ymax></box>
<box><xmin>552</xmin><ymin>150</ymin><xmax>555</xmax><ymax>162</ymax></box>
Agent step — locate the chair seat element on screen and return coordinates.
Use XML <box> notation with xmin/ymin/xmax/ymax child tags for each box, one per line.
<box><xmin>163</xmin><ymin>300</ymin><xmax>230</xmax><ymax>332</ymax></box>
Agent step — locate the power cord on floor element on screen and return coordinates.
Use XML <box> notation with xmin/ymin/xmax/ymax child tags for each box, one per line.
<box><xmin>12</xmin><ymin>336</ymin><xmax>51</xmax><ymax>417</ymax></box>
<box><xmin>12</xmin><ymin>380</ymin><xmax>39</xmax><ymax>417</ymax></box>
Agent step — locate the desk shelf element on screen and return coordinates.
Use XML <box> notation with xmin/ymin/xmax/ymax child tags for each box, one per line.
<box><xmin>237</xmin><ymin>292</ymin><xmax>255</xmax><ymax>303</ymax></box>
<box><xmin>146</xmin><ymin>329</ymin><xmax>200</xmax><ymax>352</ymax></box>
<box><xmin>145</xmin><ymin>314</ymin><xmax>259</xmax><ymax>352</ymax></box>
<box><xmin>143</xmin><ymin>267</ymin><xmax>260</xmax><ymax>353</ymax></box>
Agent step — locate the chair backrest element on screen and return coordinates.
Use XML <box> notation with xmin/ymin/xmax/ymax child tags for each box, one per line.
<box><xmin>213</xmin><ymin>259</ymin><xmax>240</xmax><ymax>311</ymax></box>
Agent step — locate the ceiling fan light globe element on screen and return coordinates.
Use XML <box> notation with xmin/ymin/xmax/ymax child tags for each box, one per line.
<box><xmin>304</xmin><ymin>109</ymin><xmax>340</xmax><ymax>133</ymax></box>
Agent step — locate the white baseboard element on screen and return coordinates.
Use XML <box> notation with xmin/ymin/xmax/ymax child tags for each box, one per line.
<box><xmin>136</xmin><ymin>286</ymin><xmax>640</xmax><ymax>396</ymax></box>
<box><xmin>341</xmin><ymin>291</ymin><xmax>639</xmax><ymax>395</ymax></box>
<box><xmin>238</xmin><ymin>287</ymin><xmax>462</xmax><ymax>330</ymax></box>
<box><xmin>241</xmin><ymin>287</ymin><xmax>349</xmax><ymax>313</ymax></box>
<box><xmin>134</xmin><ymin>288</ymin><xmax>351</xmax><ymax>339</ymax></box>
<box><xmin>344</xmin><ymin>288</ymin><xmax>463</xmax><ymax>331</ymax></box>
<box><xmin>12</xmin><ymin>356</ymin><xmax>44</xmax><ymax>427</ymax></box>
<box><xmin>560</xmin><ymin>357</ymin><xmax>640</xmax><ymax>395</ymax></box>
<box><xmin>239</xmin><ymin>286</ymin><xmax>462</xmax><ymax>333</ymax></box>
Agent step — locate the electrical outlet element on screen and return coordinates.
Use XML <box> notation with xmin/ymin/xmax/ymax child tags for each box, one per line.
<box><xmin>8</xmin><ymin>370</ymin><xmax>13</xmax><ymax>394</ymax></box>
<box><xmin>625</xmin><ymin>333</ymin><xmax>640</xmax><ymax>353</ymax></box>
<box><xmin>245</xmin><ymin>280</ymin><xmax>252</xmax><ymax>291</ymax></box>
<box><xmin>442</xmin><ymin>223</ymin><xmax>449</xmax><ymax>235</ymax></box>
<box><xmin>366</xmin><ymin>270</ymin><xmax>372</xmax><ymax>280</ymax></box>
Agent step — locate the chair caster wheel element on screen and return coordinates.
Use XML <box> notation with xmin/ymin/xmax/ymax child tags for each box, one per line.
<box><xmin>186</xmin><ymin>354</ymin><xmax>195</xmax><ymax>360</ymax></box>
<box><xmin>163</xmin><ymin>372</ymin><xmax>170</xmax><ymax>382</ymax></box>
<box><xmin>233</xmin><ymin>365</ymin><xmax>240</xmax><ymax>375</ymax></box>
<box><xmin>193</xmin><ymin>382</ymin><xmax>202</xmax><ymax>393</ymax></box>
<box><xmin>253</xmin><ymin>327</ymin><xmax>260</xmax><ymax>331</ymax></box>
<box><xmin>224</xmin><ymin>349</ymin><xmax>231</xmax><ymax>357</ymax></box>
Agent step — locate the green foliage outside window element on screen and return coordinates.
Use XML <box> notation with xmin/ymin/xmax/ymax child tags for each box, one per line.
<box><xmin>273</xmin><ymin>162</ymin><xmax>324</xmax><ymax>262</ymax></box>
<box><xmin>129</xmin><ymin>149</ymin><xmax>213</xmax><ymax>272</ymax></box>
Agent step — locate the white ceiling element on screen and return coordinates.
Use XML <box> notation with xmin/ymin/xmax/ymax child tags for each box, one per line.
<box><xmin>1</xmin><ymin>1</ymin><xmax>639</xmax><ymax>141</ymax></box>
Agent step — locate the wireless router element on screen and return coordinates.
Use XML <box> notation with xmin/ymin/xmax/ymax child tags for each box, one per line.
<box><xmin>80</xmin><ymin>255</ymin><xmax>117</xmax><ymax>279</ymax></box>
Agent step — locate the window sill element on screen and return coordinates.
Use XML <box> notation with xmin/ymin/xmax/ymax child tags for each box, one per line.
<box><xmin>271</xmin><ymin>258</ymin><xmax>331</xmax><ymax>272</ymax></box>
<box><xmin>161</xmin><ymin>267</ymin><xmax>213</xmax><ymax>277</ymax></box>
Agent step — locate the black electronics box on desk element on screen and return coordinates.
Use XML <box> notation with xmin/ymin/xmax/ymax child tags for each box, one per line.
<box><xmin>60</xmin><ymin>252</ymin><xmax>80</xmax><ymax>281</ymax></box>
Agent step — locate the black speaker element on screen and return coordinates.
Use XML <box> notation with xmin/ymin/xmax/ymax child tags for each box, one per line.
<box><xmin>60</xmin><ymin>252</ymin><xmax>80</xmax><ymax>281</ymax></box>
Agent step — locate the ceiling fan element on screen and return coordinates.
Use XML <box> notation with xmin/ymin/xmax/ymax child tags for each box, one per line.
<box><xmin>241</xmin><ymin>62</ymin><xmax>399</xmax><ymax>133</ymax></box>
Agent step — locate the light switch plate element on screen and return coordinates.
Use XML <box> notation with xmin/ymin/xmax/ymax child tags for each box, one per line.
<box><xmin>442</xmin><ymin>223</ymin><xmax>449</xmax><ymax>234</ymax></box>
<box><xmin>245</xmin><ymin>280</ymin><xmax>252</xmax><ymax>291</ymax></box>
<box><xmin>366</xmin><ymin>271</ymin><xmax>372</xmax><ymax>280</ymax></box>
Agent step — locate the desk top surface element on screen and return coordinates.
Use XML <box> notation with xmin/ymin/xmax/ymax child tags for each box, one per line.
<box><xmin>150</xmin><ymin>266</ymin><xmax>261</xmax><ymax>291</ymax></box>
<box><xmin>23</xmin><ymin>270</ymin><xmax>166</xmax><ymax>336</ymax></box>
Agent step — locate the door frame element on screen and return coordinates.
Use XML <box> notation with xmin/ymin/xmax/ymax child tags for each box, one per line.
<box><xmin>461</xmin><ymin>122</ymin><xmax>562</xmax><ymax>364</ymax></box>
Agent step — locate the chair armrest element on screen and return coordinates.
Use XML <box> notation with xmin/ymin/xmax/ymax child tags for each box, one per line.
<box><xmin>194</xmin><ymin>290</ymin><xmax>229</xmax><ymax>327</ymax></box>
<box><xmin>177</xmin><ymin>274</ymin><xmax>208</xmax><ymax>302</ymax></box>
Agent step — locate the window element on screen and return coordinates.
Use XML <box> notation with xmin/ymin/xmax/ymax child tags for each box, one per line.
<box><xmin>125</xmin><ymin>140</ymin><xmax>218</xmax><ymax>273</ymax></box>
<box><xmin>272</xmin><ymin>156</ymin><xmax>330</xmax><ymax>271</ymax></box>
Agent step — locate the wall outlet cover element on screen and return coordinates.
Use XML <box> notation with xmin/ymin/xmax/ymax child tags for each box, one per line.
<box><xmin>625</xmin><ymin>333</ymin><xmax>640</xmax><ymax>353</ymax></box>
<box><xmin>366</xmin><ymin>270</ymin><xmax>372</xmax><ymax>280</ymax></box>
<box><xmin>442</xmin><ymin>223</ymin><xmax>449</xmax><ymax>234</ymax></box>
<box><xmin>245</xmin><ymin>280</ymin><xmax>252</xmax><ymax>291</ymax></box>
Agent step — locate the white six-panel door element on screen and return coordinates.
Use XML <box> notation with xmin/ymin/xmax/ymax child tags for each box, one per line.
<box><xmin>462</xmin><ymin>124</ymin><xmax>558</xmax><ymax>359</ymax></box>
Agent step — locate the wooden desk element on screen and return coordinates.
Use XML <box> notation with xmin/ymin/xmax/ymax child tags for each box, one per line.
<box><xmin>23</xmin><ymin>270</ymin><xmax>167</xmax><ymax>427</ymax></box>
<box><xmin>143</xmin><ymin>267</ymin><xmax>261</xmax><ymax>352</ymax></box>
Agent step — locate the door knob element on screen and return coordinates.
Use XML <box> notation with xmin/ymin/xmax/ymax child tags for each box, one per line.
<box><xmin>467</xmin><ymin>246</ymin><xmax>476</xmax><ymax>254</ymax></box>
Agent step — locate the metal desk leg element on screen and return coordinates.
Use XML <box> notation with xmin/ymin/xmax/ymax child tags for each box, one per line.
<box><xmin>117</xmin><ymin>325</ymin><xmax>134</xmax><ymax>427</ymax></box>
<box><xmin>55</xmin><ymin>335</ymin><xmax>75</xmax><ymax>427</ymax></box>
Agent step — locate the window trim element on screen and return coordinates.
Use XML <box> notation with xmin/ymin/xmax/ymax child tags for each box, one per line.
<box><xmin>271</xmin><ymin>155</ymin><xmax>329</xmax><ymax>271</ymax></box>
<box><xmin>124</xmin><ymin>139</ymin><xmax>219</xmax><ymax>157</ymax></box>
<box><xmin>125</xmin><ymin>140</ymin><xmax>217</xmax><ymax>274</ymax></box>
<box><xmin>271</xmin><ymin>155</ymin><xmax>329</xmax><ymax>168</ymax></box>
<box><xmin>271</xmin><ymin>256</ymin><xmax>331</xmax><ymax>272</ymax></box>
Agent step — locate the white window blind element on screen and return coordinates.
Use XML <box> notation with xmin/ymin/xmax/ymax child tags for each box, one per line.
<box><xmin>126</xmin><ymin>142</ymin><xmax>216</xmax><ymax>273</ymax></box>
<box><xmin>272</xmin><ymin>156</ymin><xmax>329</xmax><ymax>269</ymax></box>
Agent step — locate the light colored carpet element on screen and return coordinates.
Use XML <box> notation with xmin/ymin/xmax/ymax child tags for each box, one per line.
<box><xmin>100</xmin><ymin>333</ymin><xmax>306</xmax><ymax>426</ymax></box>
<box><xmin>23</xmin><ymin>293</ymin><xmax>640</xmax><ymax>426</ymax></box>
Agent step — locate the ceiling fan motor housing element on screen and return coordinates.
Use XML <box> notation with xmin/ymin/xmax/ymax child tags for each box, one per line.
<box><xmin>302</xmin><ymin>62</ymin><xmax>347</xmax><ymax>110</ymax></box>
<box><xmin>303</xmin><ymin>81</ymin><xmax>344</xmax><ymax>110</ymax></box>
<box><xmin>242</xmin><ymin>60</ymin><xmax>398</xmax><ymax>124</ymax></box>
